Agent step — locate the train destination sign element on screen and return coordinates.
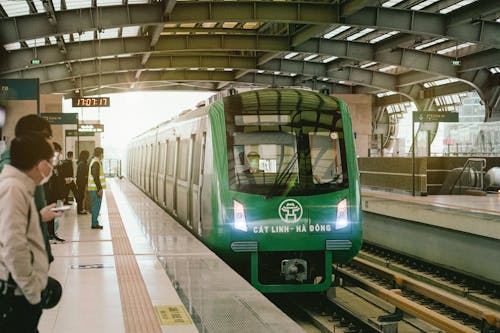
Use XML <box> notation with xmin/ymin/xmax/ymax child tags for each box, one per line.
<box><xmin>412</xmin><ymin>111</ymin><xmax>458</xmax><ymax>123</ymax></box>
<box><xmin>72</xmin><ymin>97</ymin><xmax>110</xmax><ymax>107</ymax></box>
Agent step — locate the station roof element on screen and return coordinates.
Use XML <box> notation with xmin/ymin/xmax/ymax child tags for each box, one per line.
<box><xmin>0</xmin><ymin>0</ymin><xmax>499</xmax><ymax>119</ymax></box>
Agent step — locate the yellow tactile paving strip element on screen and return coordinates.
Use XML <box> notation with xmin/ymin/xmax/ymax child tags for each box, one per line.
<box><xmin>105</xmin><ymin>190</ymin><xmax>163</xmax><ymax>333</ymax></box>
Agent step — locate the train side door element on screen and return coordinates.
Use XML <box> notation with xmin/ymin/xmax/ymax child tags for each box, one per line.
<box><xmin>165</xmin><ymin>139</ymin><xmax>178</xmax><ymax>214</ymax></box>
<box><xmin>157</xmin><ymin>141</ymin><xmax>167</xmax><ymax>206</ymax></box>
<box><xmin>190</xmin><ymin>132</ymin><xmax>206</xmax><ymax>236</ymax></box>
<box><xmin>175</xmin><ymin>137</ymin><xmax>192</xmax><ymax>226</ymax></box>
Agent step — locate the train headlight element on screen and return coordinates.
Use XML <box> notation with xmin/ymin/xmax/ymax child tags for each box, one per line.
<box><xmin>335</xmin><ymin>199</ymin><xmax>349</xmax><ymax>230</ymax></box>
<box><xmin>233</xmin><ymin>200</ymin><xmax>248</xmax><ymax>232</ymax></box>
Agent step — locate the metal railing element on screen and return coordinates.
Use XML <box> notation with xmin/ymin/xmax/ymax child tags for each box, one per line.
<box><xmin>449</xmin><ymin>158</ymin><xmax>486</xmax><ymax>194</ymax></box>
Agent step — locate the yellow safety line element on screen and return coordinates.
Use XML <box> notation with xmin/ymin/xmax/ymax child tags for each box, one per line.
<box><xmin>105</xmin><ymin>190</ymin><xmax>162</xmax><ymax>333</ymax></box>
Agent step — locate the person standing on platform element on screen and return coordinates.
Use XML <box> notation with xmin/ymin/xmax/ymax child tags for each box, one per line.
<box><xmin>88</xmin><ymin>147</ymin><xmax>105</xmax><ymax>229</ymax></box>
<box><xmin>0</xmin><ymin>133</ymin><xmax>53</xmax><ymax>332</ymax></box>
<box><xmin>44</xmin><ymin>142</ymin><xmax>66</xmax><ymax>243</ymax></box>
<box><xmin>60</xmin><ymin>151</ymin><xmax>78</xmax><ymax>205</ymax></box>
<box><xmin>76</xmin><ymin>150</ymin><xmax>90</xmax><ymax>215</ymax></box>
<box><xmin>0</xmin><ymin>114</ymin><xmax>62</xmax><ymax>264</ymax></box>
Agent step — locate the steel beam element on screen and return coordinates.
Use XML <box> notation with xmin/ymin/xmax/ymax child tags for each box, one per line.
<box><xmin>0</xmin><ymin>3</ymin><xmax>165</xmax><ymax>44</ymax></box>
<box><xmin>344</xmin><ymin>6</ymin><xmax>500</xmax><ymax>48</ymax></box>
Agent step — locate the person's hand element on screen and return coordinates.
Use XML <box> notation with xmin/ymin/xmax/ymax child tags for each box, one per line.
<box><xmin>97</xmin><ymin>189</ymin><xmax>103</xmax><ymax>198</ymax></box>
<box><xmin>40</xmin><ymin>203</ymin><xmax>63</xmax><ymax>222</ymax></box>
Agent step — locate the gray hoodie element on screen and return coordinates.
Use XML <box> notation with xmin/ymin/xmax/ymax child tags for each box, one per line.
<box><xmin>0</xmin><ymin>164</ymin><xmax>49</xmax><ymax>304</ymax></box>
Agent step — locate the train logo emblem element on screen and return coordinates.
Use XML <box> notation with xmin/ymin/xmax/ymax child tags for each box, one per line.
<box><xmin>278</xmin><ymin>199</ymin><xmax>303</xmax><ymax>223</ymax></box>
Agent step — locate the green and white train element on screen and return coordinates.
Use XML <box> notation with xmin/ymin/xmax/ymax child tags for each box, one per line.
<box><xmin>127</xmin><ymin>88</ymin><xmax>362</xmax><ymax>293</ymax></box>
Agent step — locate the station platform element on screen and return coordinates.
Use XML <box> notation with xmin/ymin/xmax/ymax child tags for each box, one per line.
<box><xmin>39</xmin><ymin>178</ymin><xmax>304</xmax><ymax>333</ymax></box>
<box><xmin>361</xmin><ymin>188</ymin><xmax>500</xmax><ymax>284</ymax></box>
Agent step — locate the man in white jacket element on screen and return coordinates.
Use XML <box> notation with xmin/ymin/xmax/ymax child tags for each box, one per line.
<box><xmin>0</xmin><ymin>133</ymin><xmax>55</xmax><ymax>332</ymax></box>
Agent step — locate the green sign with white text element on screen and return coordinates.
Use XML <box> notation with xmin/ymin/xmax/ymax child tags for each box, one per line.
<box><xmin>412</xmin><ymin>111</ymin><xmax>458</xmax><ymax>123</ymax></box>
<box><xmin>41</xmin><ymin>113</ymin><xmax>78</xmax><ymax>124</ymax></box>
<box><xmin>65</xmin><ymin>130</ymin><xmax>94</xmax><ymax>137</ymax></box>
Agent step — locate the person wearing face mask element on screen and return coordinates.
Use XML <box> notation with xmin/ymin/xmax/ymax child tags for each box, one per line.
<box><xmin>44</xmin><ymin>142</ymin><xmax>66</xmax><ymax>243</ymax></box>
<box><xmin>0</xmin><ymin>115</ymin><xmax>62</xmax><ymax>265</ymax></box>
<box><xmin>0</xmin><ymin>133</ymin><xmax>54</xmax><ymax>332</ymax></box>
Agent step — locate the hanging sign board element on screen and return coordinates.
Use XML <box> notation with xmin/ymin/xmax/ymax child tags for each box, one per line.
<box><xmin>65</xmin><ymin>129</ymin><xmax>94</xmax><ymax>137</ymax></box>
<box><xmin>78</xmin><ymin>124</ymin><xmax>104</xmax><ymax>132</ymax></box>
<box><xmin>41</xmin><ymin>112</ymin><xmax>78</xmax><ymax>125</ymax></box>
<box><xmin>412</xmin><ymin>111</ymin><xmax>458</xmax><ymax>123</ymax></box>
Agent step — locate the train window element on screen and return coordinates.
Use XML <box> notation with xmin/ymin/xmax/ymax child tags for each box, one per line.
<box><xmin>229</xmin><ymin>130</ymin><xmax>347</xmax><ymax>195</ymax></box>
<box><xmin>166</xmin><ymin>140</ymin><xmax>176</xmax><ymax>176</ymax></box>
<box><xmin>309</xmin><ymin>132</ymin><xmax>345</xmax><ymax>185</ymax></box>
<box><xmin>158</xmin><ymin>142</ymin><xmax>166</xmax><ymax>175</ymax></box>
<box><xmin>177</xmin><ymin>139</ymin><xmax>190</xmax><ymax>181</ymax></box>
<box><xmin>192</xmin><ymin>135</ymin><xmax>202</xmax><ymax>185</ymax></box>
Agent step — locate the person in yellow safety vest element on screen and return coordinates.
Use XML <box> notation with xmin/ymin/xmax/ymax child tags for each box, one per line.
<box><xmin>87</xmin><ymin>147</ymin><xmax>106</xmax><ymax>229</ymax></box>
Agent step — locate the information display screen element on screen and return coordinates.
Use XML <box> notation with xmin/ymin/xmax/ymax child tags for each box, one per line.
<box><xmin>72</xmin><ymin>97</ymin><xmax>110</xmax><ymax>107</ymax></box>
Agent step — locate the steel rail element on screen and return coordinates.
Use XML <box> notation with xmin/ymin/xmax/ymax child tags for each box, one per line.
<box><xmin>350</xmin><ymin>257</ymin><xmax>500</xmax><ymax>328</ymax></box>
<box><xmin>336</xmin><ymin>264</ymin><xmax>480</xmax><ymax>333</ymax></box>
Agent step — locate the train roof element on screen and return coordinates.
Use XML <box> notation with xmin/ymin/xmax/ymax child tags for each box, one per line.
<box><xmin>224</xmin><ymin>88</ymin><xmax>340</xmax><ymax>115</ymax></box>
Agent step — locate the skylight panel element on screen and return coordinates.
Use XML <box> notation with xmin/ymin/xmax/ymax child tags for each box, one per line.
<box><xmin>4</xmin><ymin>42</ymin><xmax>21</xmax><ymax>51</ymax></box>
<box><xmin>75</xmin><ymin>31</ymin><xmax>94</xmax><ymax>42</ymax></box>
<box><xmin>382</xmin><ymin>0</ymin><xmax>405</xmax><ymax>7</ymax></box>
<box><xmin>222</xmin><ymin>22</ymin><xmax>238</xmax><ymax>29</ymax></box>
<box><xmin>128</xmin><ymin>0</ymin><xmax>149</xmax><ymax>4</ymax></box>
<box><xmin>370</xmin><ymin>31</ymin><xmax>399</xmax><ymax>44</ymax></box>
<box><xmin>440</xmin><ymin>0</ymin><xmax>478</xmax><ymax>14</ymax></box>
<box><xmin>96</xmin><ymin>0</ymin><xmax>121</xmax><ymax>7</ymax></box>
<box><xmin>180</xmin><ymin>23</ymin><xmax>196</xmax><ymax>28</ymax></box>
<box><xmin>49</xmin><ymin>36</ymin><xmax>57</xmax><ymax>44</ymax></box>
<box><xmin>284</xmin><ymin>52</ymin><xmax>299</xmax><ymax>59</ymax></box>
<box><xmin>360</xmin><ymin>61</ymin><xmax>377</xmax><ymax>68</ymax></box>
<box><xmin>489</xmin><ymin>67</ymin><xmax>500</xmax><ymax>74</ymax></box>
<box><xmin>98</xmin><ymin>28</ymin><xmax>119</xmax><ymax>40</ymax></box>
<box><xmin>379</xmin><ymin>65</ymin><xmax>397</xmax><ymax>72</ymax></box>
<box><xmin>437</xmin><ymin>42</ymin><xmax>474</xmax><ymax>55</ymax></box>
<box><xmin>411</xmin><ymin>0</ymin><xmax>440</xmax><ymax>11</ymax></box>
<box><xmin>122</xmin><ymin>26</ymin><xmax>140</xmax><ymax>38</ymax></box>
<box><xmin>33</xmin><ymin>1</ymin><xmax>47</xmax><ymax>13</ymax></box>
<box><xmin>415</xmin><ymin>38</ymin><xmax>448</xmax><ymax>50</ymax></box>
<box><xmin>304</xmin><ymin>54</ymin><xmax>318</xmax><ymax>61</ymax></box>
<box><xmin>347</xmin><ymin>28</ymin><xmax>375</xmax><ymax>41</ymax></box>
<box><xmin>423</xmin><ymin>78</ymin><xmax>459</xmax><ymax>88</ymax></box>
<box><xmin>322</xmin><ymin>56</ymin><xmax>338</xmax><ymax>63</ymax></box>
<box><xmin>377</xmin><ymin>91</ymin><xmax>397</xmax><ymax>97</ymax></box>
<box><xmin>25</xmin><ymin>38</ymin><xmax>47</xmax><ymax>48</ymax></box>
<box><xmin>65</xmin><ymin>0</ymin><xmax>90</xmax><ymax>10</ymax></box>
<box><xmin>243</xmin><ymin>22</ymin><xmax>259</xmax><ymax>29</ymax></box>
<box><xmin>1</xmin><ymin>1</ymin><xmax>29</xmax><ymax>17</ymax></box>
<box><xmin>202</xmin><ymin>22</ymin><xmax>217</xmax><ymax>28</ymax></box>
<box><xmin>323</xmin><ymin>26</ymin><xmax>351</xmax><ymax>39</ymax></box>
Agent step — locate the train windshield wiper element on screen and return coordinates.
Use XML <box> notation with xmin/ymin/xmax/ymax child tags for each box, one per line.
<box><xmin>266</xmin><ymin>152</ymin><xmax>298</xmax><ymax>198</ymax></box>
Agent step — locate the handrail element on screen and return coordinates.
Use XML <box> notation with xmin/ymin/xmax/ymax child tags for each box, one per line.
<box><xmin>449</xmin><ymin>158</ymin><xmax>486</xmax><ymax>194</ymax></box>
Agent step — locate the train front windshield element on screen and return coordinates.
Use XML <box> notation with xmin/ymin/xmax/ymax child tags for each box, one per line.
<box><xmin>229</xmin><ymin>128</ymin><xmax>348</xmax><ymax>196</ymax></box>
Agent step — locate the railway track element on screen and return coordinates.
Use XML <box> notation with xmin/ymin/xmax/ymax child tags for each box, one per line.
<box><xmin>275</xmin><ymin>246</ymin><xmax>500</xmax><ymax>333</ymax></box>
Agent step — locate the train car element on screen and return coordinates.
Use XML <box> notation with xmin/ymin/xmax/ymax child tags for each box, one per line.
<box><xmin>127</xmin><ymin>88</ymin><xmax>362</xmax><ymax>293</ymax></box>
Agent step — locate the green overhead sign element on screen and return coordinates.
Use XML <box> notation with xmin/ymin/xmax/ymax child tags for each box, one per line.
<box><xmin>41</xmin><ymin>112</ymin><xmax>78</xmax><ymax>124</ymax></box>
<box><xmin>65</xmin><ymin>130</ymin><xmax>94</xmax><ymax>137</ymax></box>
<box><xmin>0</xmin><ymin>79</ymin><xmax>38</xmax><ymax>100</ymax></box>
<box><xmin>412</xmin><ymin>111</ymin><xmax>459</xmax><ymax>123</ymax></box>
